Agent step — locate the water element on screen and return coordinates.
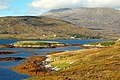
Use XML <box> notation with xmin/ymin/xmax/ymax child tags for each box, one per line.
<box><xmin>0</xmin><ymin>61</ymin><xmax>22</xmax><ymax>67</ymax></box>
<box><xmin>0</xmin><ymin>68</ymin><xmax>30</xmax><ymax>80</ymax></box>
<box><xmin>29</xmin><ymin>39</ymin><xmax>103</xmax><ymax>44</ymax></box>
<box><xmin>47</xmin><ymin>39</ymin><xmax>104</xmax><ymax>44</ymax></box>
<box><xmin>0</xmin><ymin>39</ymin><xmax>104</xmax><ymax>80</ymax></box>
<box><xmin>32</xmin><ymin>46</ymin><xmax>81</xmax><ymax>56</ymax></box>
<box><xmin>0</xmin><ymin>48</ymin><xmax>35</xmax><ymax>58</ymax></box>
<box><xmin>0</xmin><ymin>39</ymin><xmax>19</xmax><ymax>45</ymax></box>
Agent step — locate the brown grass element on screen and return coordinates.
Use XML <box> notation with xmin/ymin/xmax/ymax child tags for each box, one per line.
<box><xmin>13</xmin><ymin>56</ymin><xmax>47</xmax><ymax>76</ymax></box>
<box><xmin>28</xmin><ymin>41</ymin><xmax>120</xmax><ymax>80</ymax></box>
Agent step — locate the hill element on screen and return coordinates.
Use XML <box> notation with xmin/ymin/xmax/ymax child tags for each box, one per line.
<box><xmin>42</xmin><ymin>8</ymin><xmax>120</xmax><ymax>39</ymax></box>
<box><xmin>28</xmin><ymin>40</ymin><xmax>120</xmax><ymax>80</ymax></box>
<box><xmin>0</xmin><ymin>16</ymin><xmax>101</xmax><ymax>39</ymax></box>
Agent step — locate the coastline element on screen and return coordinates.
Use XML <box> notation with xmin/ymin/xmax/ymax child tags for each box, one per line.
<box><xmin>11</xmin><ymin>42</ymin><xmax>109</xmax><ymax>76</ymax></box>
<box><xmin>0</xmin><ymin>39</ymin><xmax>107</xmax><ymax>80</ymax></box>
<box><xmin>0</xmin><ymin>57</ymin><xmax>25</xmax><ymax>61</ymax></box>
<box><xmin>12</xmin><ymin>51</ymin><xmax>67</xmax><ymax>76</ymax></box>
<box><xmin>12</xmin><ymin>56</ymin><xmax>49</xmax><ymax>76</ymax></box>
<box><xmin>0</xmin><ymin>50</ymin><xmax>17</xmax><ymax>55</ymax></box>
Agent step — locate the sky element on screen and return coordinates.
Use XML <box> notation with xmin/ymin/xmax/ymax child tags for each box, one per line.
<box><xmin>0</xmin><ymin>0</ymin><xmax>120</xmax><ymax>17</ymax></box>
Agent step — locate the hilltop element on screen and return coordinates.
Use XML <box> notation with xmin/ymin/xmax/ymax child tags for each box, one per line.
<box><xmin>0</xmin><ymin>16</ymin><xmax>100</xmax><ymax>39</ymax></box>
<box><xmin>42</xmin><ymin>8</ymin><xmax>120</xmax><ymax>39</ymax></box>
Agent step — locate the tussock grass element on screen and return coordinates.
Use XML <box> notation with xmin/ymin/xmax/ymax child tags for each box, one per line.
<box><xmin>28</xmin><ymin>40</ymin><xmax>120</xmax><ymax>80</ymax></box>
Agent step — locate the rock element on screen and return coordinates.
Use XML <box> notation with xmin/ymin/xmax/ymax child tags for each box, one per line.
<box><xmin>0</xmin><ymin>57</ymin><xmax>25</xmax><ymax>61</ymax></box>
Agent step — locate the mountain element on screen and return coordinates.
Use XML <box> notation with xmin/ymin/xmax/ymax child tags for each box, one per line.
<box><xmin>0</xmin><ymin>16</ymin><xmax>100</xmax><ymax>39</ymax></box>
<box><xmin>42</xmin><ymin>8</ymin><xmax>120</xmax><ymax>39</ymax></box>
<box><xmin>28</xmin><ymin>40</ymin><xmax>120</xmax><ymax>80</ymax></box>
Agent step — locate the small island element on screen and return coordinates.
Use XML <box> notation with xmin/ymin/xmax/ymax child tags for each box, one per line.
<box><xmin>0</xmin><ymin>50</ymin><xmax>17</xmax><ymax>55</ymax></box>
<box><xmin>12</xmin><ymin>41</ymin><xmax>66</xmax><ymax>48</ymax></box>
<box><xmin>83</xmin><ymin>41</ymin><xmax>116</xmax><ymax>48</ymax></box>
<box><xmin>0</xmin><ymin>57</ymin><xmax>25</xmax><ymax>61</ymax></box>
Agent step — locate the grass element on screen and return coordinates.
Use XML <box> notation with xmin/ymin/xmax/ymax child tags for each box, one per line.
<box><xmin>0</xmin><ymin>16</ymin><xmax>101</xmax><ymax>39</ymax></box>
<box><xmin>88</xmin><ymin>41</ymin><xmax>116</xmax><ymax>46</ymax></box>
<box><xmin>69</xmin><ymin>34</ymin><xmax>102</xmax><ymax>39</ymax></box>
<box><xmin>28</xmin><ymin>40</ymin><xmax>120</xmax><ymax>80</ymax></box>
<box><xmin>13</xmin><ymin>41</ymin><xmax>65</xmax><ymax>46</ymax></box>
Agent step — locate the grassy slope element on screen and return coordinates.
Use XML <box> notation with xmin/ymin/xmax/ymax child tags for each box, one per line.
<box><xmin>0</xmin><ymin>16</ymin><xmax>100</xmax><ymax>39</ymax></box>
<box><xmin>29</xmin><ymin>40</ymin><xmax>120</xmax><ymax>80</ymax></box>
<box><xmin>88</xmin><ymin>41</ymin><xmax>116</xmax><ymax>46</ymax></box>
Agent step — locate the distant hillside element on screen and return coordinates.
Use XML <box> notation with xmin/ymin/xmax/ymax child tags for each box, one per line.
<box><xmin>42</xmin><ymin>8</ymin><xmax>120</xmax><ymax>39</ymax></box>
<box><xmin>0</xmin><ymin>16</ymin><xmax>100</xmax><ymax>39</ymax></box>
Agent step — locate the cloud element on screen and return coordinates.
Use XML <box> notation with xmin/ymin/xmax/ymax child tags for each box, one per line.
<box><xmin>0</xmin><ymin>5</ymin><xmax>8</xmax><ymax>10</ymax></box>
<box><xmin>29</xmin><ymin>0</ymin><xmax>120</xmax><ymax>10</ymax></box>
<box><xmin>26</xmin><ymin>8</ymin><xmax>48</xmax><ymax>15</ymax></box>
<box><xmin>0</xmin><ymin>0</ymin><xmax>10</xmax><ymax>10</ymax></box>
<box><xmin>29</xmin><ymin>0</ymin><xmax>83</xmax><ymax>9</ymax></box>
<box><xmin>86</xmin><ymin>0</ymin><xmax>120</xmax><ymax>8</ymax></box>
<box><xmin>27</xmin><ymin>8</ymin><xmax>43</xmax><ymax>14</ymax></box>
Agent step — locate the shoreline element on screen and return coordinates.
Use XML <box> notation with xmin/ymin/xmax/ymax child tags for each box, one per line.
<box><xmin>0</xmin><ymin>57</ymin><xmax>25</xmax><ymax>61</ymax></box>
<box><xmin>0</xmin><ymin>43</ymin><xmax>87</xmax><ymax>49</ymax></box>
<box><xmin>11</xmin><ymin>44</ymin><xmax>107</xmax><ymax>76</ymax></box>
<box><xmin>12</xmin><ymin>56</ymin><xmax>50</xmax><ymax>76</ymax></box>
<box><xmin>0</xmin><ymin>39</ymin><xmax>108</xmax><ymax>78</ymax></box>
<box><xmin>12</xmin><ymin>51</ymin><xmax>66</xmax><ymax>76</ymax></box>
<box><xmin>0</xmin><ymin>50</ymin><xmax>17</xmax><ymax>55</ymax></box>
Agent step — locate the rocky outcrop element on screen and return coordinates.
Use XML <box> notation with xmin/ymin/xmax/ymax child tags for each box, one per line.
<box><xmin>13</xmin><ymin>56</ymin><xmax>48</xmax><ymax>76</ymax></box>
<box><xmin>0</xmin><ymin>57</ymin><xmax>25</xmax><ymax>61</ymax></box>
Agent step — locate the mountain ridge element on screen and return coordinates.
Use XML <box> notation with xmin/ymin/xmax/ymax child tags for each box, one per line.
<box><xmin>42</xmin><ymin>7</ymin><xmax>120</xmax><ymax>39</ymax></box>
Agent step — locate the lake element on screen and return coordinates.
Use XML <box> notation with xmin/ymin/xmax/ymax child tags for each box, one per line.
<box><xmin>0</xmin><ymin>39</ymin><xmax>104</xmax><ymax>80</ymax></box>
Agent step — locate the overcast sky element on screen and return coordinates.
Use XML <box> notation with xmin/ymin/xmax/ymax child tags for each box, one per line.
<box><xmin>0</xmin><ymin>0</ymin><xmax>120</xmax><ymax>16</ymax></box>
